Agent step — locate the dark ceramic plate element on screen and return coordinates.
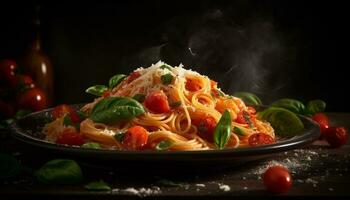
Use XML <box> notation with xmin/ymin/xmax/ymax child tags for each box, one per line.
<box><xmin>10</xmin><ymin>104</ymin><xmax>320</xmax><ymax>166</ymax></box>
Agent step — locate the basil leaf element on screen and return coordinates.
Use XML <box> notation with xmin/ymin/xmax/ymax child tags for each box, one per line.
<box><xmin>233</xmin><ymin>92</ymin><xmax>262</xmax><ymax>106</ymax></box>
<box><xmin>170</xmin><ymin>101</ymin><xmax>181</xmax><ymax>108</ymax></box>
<box><xmin>91</xmin><ymin>97</ymin><xmax>145</xmax><ymax>124</ymax></box>
<box><xmin>114</xmin><ymin>132</ymin><xmax>125</xmax><ymax>142</ymax></box>
<box><xmin>36</xmin><ymin>159</ymin><xmax>83</xmax><ymax>184</ymax></box>
<box><xmin>85</xmin><ymin>180</ymin><xmax>111</xmax><ymax>191</ymax></box>
<box><xmin>0</xmin><ymin>153</ymin><xmax>21</xmax><ymax>180</ymax></box>
<box><xmin>85</xmin><ymin>85</ymin><xmax>108</xmax><ymax>96</ymax></box>
<box><xmin>305</xmin><ymin>99</ymin><xmax>326</xmax><ymax>115</ymax></box>
<box><xmin>214</xmin><ymin>110</ymin><xmax>232</xmax><ymax>149</ymax></box>
<box><xmin>258</xmin><ymin>107</ymin><xmax>304</xmax><ymax>137</ymax></box>
<box><xmin>160</xmin><ymin>64</ymin><xmax>172</xmax><ymax>71</ymax></box>
<box><xmin>81</xmin><ymin>142</ymin><xmax>101</xmax><ymax>149</ymax></box>
<box><xmin>109</xmin><ymin>74</ymin><xmax>126</xmax><ymax>89</ymax></box>
<box><xmin>77</xmin><ymin>110</ymin><xmax>88</xmax><ymax>120</ymax></box>
<box><xmin>155</xmin><ymin>140</ymin><xmax>172</xmax><ymax>151</ymax></box>
<box><xmin>270</xmin><ymin>98</ymin><xmax>305</xmax><ymax>114</ymax></box>
<box><xmin>63</xmin><ymin>115</ymin><xmax>73</xmax><ymax>126</ymax></box>
<box><xmin>233</xmin><ymin>127</ymin><xmax>245</xmax><ymax>136</ymax></box>
<box><xmin>132</xmin><ymin>94</ymin><xmax>146</xmax><ymax>103</ymax></box>
<box><xmin>161</xmin><ymin>73</ymin><xmax>173</xmax><ymax>85</ymax></box>
<box><xmin>157</xmin><ymin>179</ymin><xmax>185</xmax><ymax>187</ymax></box>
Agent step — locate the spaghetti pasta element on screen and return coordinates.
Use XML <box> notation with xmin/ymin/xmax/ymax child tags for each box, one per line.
<box><xmin>43</xmin><ymin>61</ymin><xmax>275</xmax><ymax>151</ymax></box>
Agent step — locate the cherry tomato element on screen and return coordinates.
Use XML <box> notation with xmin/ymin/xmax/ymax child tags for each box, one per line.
<box><xmin>127</xmin><ymin>71</ymin><xmax>141</xmax><ymax>83</ymax></box>
<box><xmin>102</xmin><ymin>90</ymin><xmax>111</xmax><ymax>98</ymax></box>
<box><xmin>263</xmin><ymin>166</ymin><xmax>292</xmax><ymax>193</ymax></box>
<box><xmin>324</xmin><ymin>126</ymin><xmax>348</xmax><ymax>148</ymax></box>
<box><xmin>122</xmin><ymin>126</ymin><xmax>149</xmax><ymax>150</ymax></box>
<box><xmin>0</xmin><ymin>100</ymin><xmax>14</xmax><ymax>118</ymax></box>
<box><xmin>11</xmin><ymin>74</ymin><xmax>35</xmax><ymax>90</ymax></box>
<box><xmin>248</xmin><ymin>133</ymin><xmax>274</xmax><ymax>146</ymax></box>
<box><xmin>312</xmin><ymin>113</ymin><xmax>329</xmax><ymax>137</ymax></box>
<box><xmin>51</xmin><ymin>104</ymin><xmax>81</xmax><ymax>123</ymax></box>
<box><xmin>185</xmin><ymin>78</ymin><xmax>201</xmax><ymax>92</ymax></box>
<box><xmin>0</xmin><ymin>59</ymin><xmax>17</xmax><ymax>83</ymax></box>
<box><xmin>56</xmin><ymin>129</ymin><xmax>84</xmax><ymax>146</ymax></box>
<box><xmin>247</xmin><ymin>106</ymin><xmax>256</xmax><ymax>114</ymax></box>
<box><xmin>144</xmin><ymin>90</ymin><xmax>170</xmax><ymax>113</ymax></box>
<box><xmin>192</xmin><ymin>117</ymin><xmax>217</xmax><ymax>142</ymax></box>
<box><xmin>16</xmin><ymin>88</ymin><xmax>47</xmax><ymax>111</ymax></box>
<box><xmin>210</xmin><ymin>80</ymin><xmax>217</xmax><ymax>88</ymax></box>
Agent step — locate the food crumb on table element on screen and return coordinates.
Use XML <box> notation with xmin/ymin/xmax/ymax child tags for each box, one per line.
<box><xmin>218</xmin><ymin>183</ymin><xmax>231</xmax><ymax>192</ymax></box>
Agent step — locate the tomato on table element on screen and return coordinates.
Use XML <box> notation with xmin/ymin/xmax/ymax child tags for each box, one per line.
<box><xmin>192</xmin><ymin>116</ymin><xmax>217</xmax><ymax>142</ymax></box>
<box><xmin>127</xmin><ymin>71</ymin><xmax>141</xmax><ymax>83</ymax></box>
<box><xmin>324</xmin><ymin>126</ymin><xmax>348</xmax><ymax>148</ymax></box>
<box><xmin>16</xmin><ymin>88</ymin><xmax>47</xmax><ymax>111</ymax></box>
<box><xmin>312</xmin><ymin>113</ymin><xmax>329</xmax><ymax>137</ymax></box>
<box><xmin>185</xmin><ymin>78</ymin><xmax>202</xmax><ymax>92</ymax></box>
<box><xmin>51</xmin><ymin>104</ymin><xmax>81</xmax><ymax>123</ymax></box>
<box><xmin>0</xmin><ymin>59</ymin><xmax>17</xmax><ymax>83</ymax></box>
<box><xmin>122</xmin><ymin>126</ymin><xmax>149</xmax><ymax>150</ymax></box>
<box><xmin>56</xmin><ymin>129</ymin><xmax>85</xmax><ymax>146</ymax></box>
<box><xmin>11</xmin><ymin>74</ymin><xmax>35</xmax><ymax>90</ymax></box>
<box><xmin>263</xmin><ymin>166</ymin><xmax>292</xmax><ymax>193</ymax></box>
<box><xmin>248</xmin><ymin>133</ymin><xmax>274</xmax><ymax>146</ymax></box>
<box><xmin>144</xmin><ymin>90</ymin><xmax>170</xmax><ymax>113</ymax></box>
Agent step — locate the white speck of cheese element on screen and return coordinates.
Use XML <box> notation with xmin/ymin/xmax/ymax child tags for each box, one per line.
<box><xmin>218</xmin><ymin>183</ymin><xmax>231</xmax><ymax>192</ymax></box>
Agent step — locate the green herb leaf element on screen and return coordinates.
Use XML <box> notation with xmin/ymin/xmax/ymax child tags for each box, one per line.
<box><xmin>258</xmin><ymin>107</ymin><xmax>304</xmax><ymax>137</ymax></box>
<box><xmin>77</xmin><ymin>110</ymin><xmax>88</xmax><ymax>120</ymax></box>
<box><xmin>85</xmin><ymin>180</ymin><xmax>111</xmax><ymax>191</ymax></box>
<box><xmin>233</xmin><ymin>92</ymin><xmax>262</xmax><ymax>106</ymax></box>
<box><xmin>36</xmin><ymin>159</ymin><xmax>83</xmax><ymax>184</ymax></box>
<box><xmin>305</xmin><ymin>99</ymin><xmax>326</xmax><ymax>115</ymax></box>
<box><xmin>157</xmin><ymin>179</ymin><xmax>185</xmax><ymax>187</ymax></box>
<box><xmin>213</xmin><ymin>110</ymin><xmax>232</xmax><ymax>149</ymax></box>
<box><xmin>243</xmin><ymin>111</ymin><xmax>254</xmax><ymax>128</ymax></box>
<box><xmin>114</xmin><ymin>132</ymin><xmax>125</xmax><ymax>142</ymax></box>
<box><xmin>270</xmin><ymin>98</ymin><xmax>305</xmax><ymax>114</ymax></box>
<box><xmin>63</xmin><ymin>115</ymin><xmax>73</xmax><ymax>126</ymax></box>
<box><xmin>91</xmin><ymin>97</ymin><xmax>145</xmax><ymax>124</ymax></box>
<box><xmin>81</xmin><ymin>142</ymin><xmax>101</xmax><ymax>149</ymax></box>
<box><xmin>161</xmin><ymin>73</ymin><xmax>173</xmax><ymax>85</ymax></box>
<box><xmin>233</xmin><ymin>127</ymin><xmax>245</xmax><ymax>136</ymax></box>
<box><xmin>0</xmin><ymin>153</ymin><xmax>21</xmax><ymax>181</ymax></box>
<box><xmin>155</xmin><ymin>140</ymin><xmax>172</xmax><ymax>151</ymax></box>
<box><xmin>132</xmin><ymin>94</ymin><xmax>146</xmax><ymax>103</ymax></box>
<box><xmin>170</xmin><ymin>101</ymin><xmax>181</xmax><ymax>108</ymax></box>
<box><xmin>85</xmin><ymin>85</ymin><xmax>109</xmax><ymax>96</ymax></box>
<box><xmin>109</xmin><ymin>74</ymin><xmax>126</xmax><ymax>89</ymax></box>
<box><xmin>160</xmin><ymin>64</ymin><xmax>172</xmax><ymax>71</ymax></box>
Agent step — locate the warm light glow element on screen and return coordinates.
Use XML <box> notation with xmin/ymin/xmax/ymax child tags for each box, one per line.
<box><xmin>41</xmin><ymin>63</ymin><xmax>47</xmax><ymax>75</ymax></box>
<box><xmin>36</xmin><ymin>95</ymin><xmax>42</xmax><ymax>101</ymax></box>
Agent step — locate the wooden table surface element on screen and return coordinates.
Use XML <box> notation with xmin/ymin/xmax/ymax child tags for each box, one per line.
<box><xmin>1</xmin><ymin>113</ymin><xmax>349</xmax><ymax>200</ymax></box>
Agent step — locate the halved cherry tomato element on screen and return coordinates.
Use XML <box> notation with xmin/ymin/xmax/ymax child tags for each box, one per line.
<box><xmin>192</xmin><ymin>117</ymin><xmax>217</xmax><ymax>142</ymax></box>
<box><xmin>56</xmin><ymin>129</ymin><xmax>84</xmax><ymax>146</ymax></box>
<box><xmin>127</xmin><ymin>71</ymin><xmax>141</xmax><ymax>83</ymax></box>
<box><xmin>246</xmin><ymin>106</ymin><xmax>256</xmax><ymax>114</ymax></box>
<box><xmin>248</xmin><ymin>133</ymin><xmax>274</xmax><ymax>146</ymax></box>
<box><xmin>52</xmin><ymin>104</ymin><xmax>81</xmax><ymax>123</ymax></box>
<box><xmin>312</xmin><ymin>113</ymin><xmax>329</xmax><ymax>137</ymax></box>
<box><xmin>0</xmin><ymin>59</ymin><xmax>17</xmax><ymax>83</ymax></box>
<box><xmin>185</xmin><ymin>78</ymin><xmax>201</xmax><ymax>92</ymax></box>
<box><xmin>235</xmin><ymin>111</ymin><xmax>254</xmax><ymax>124</ymax></box>
<box><xmin>324</xmin><ymin>126</ymin><xmax>348</xmax><ymax>148</ymax></box>
<box><xmin>122</xmin><ymin>126</ymin><xmax>149</xmax><ymax>150</ymax></box>
<box><xmin>210</xmin><ymin>80</ymin><xmax>217</xmax><ymax>88</ymax></box>
<box><xmin>11</xmin><ymin>74</ymin><xmax>35</xmax><ymax>90</ymax></box>
<box><xmin>144</xmin><ymin>90</ymin><xmax>170</xmax><ymax>113</ymax></box>
<box><xmin>16</xmin><ymin>88</ymin><xmax>47</xmax><ymax>111</ymax></box>
<box><xmin>263</xmin><ymin>166</ymin><xmax>292</xmax><ymax>193</ymax></box>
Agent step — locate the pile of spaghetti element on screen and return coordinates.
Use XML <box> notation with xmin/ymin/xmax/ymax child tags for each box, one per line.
<box><xmin>43</xmin><ymin>61</ymin><xmax>275</xmax><ymax>151</ymax></box>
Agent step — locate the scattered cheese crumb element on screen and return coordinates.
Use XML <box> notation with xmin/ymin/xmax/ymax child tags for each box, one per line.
<box><xmin>218</xmin><ymin>183</ymin><xmax>230</xmax><ymax>192</ymax></box>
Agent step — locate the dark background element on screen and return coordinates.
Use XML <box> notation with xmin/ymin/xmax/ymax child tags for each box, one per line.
<box><xmin>0</xmin><ymin>0</ymin><xmax>348</xmax><ymax>111</ymax></box>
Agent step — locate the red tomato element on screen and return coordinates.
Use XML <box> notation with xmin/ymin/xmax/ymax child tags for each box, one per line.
<box><xmin>56</xmin><ymin>129</ymin><xmax>84</xmax><ymax>146</ymax></box>
<box><xmin>16</xmin><ymin>88</ymin><xmax>47</xmax><ymax>111</ymax></box>
<box><xmin>185</xmin><ymin>78</ymin><xmax>201</xmax><ymax>92</ymax></box>
<box><xmin>11</xmin><ymin>74</ymin><xmax>35</xmax><ymax>90</ymax></box>
<box><xmin>263</xmin><ymin>166</ymin><xmax>292</xmax><ymax>193</ymax></box>
<box><xmin>247</xmin><ymin>106</ymin><xmax>256</xmax><ymax>114</ymax></box>
<box><xmin>324</xmin><ymin>126</ymin><xmax>348</xmax><ymax>148</ymax></box>
<box><xmin>127</xmin><ymin>71</ymin><xmax>141</xmax><ymax>83</ymax></box>
<box><xmin>192</xmin><ymin>117</ymin><xmax>217</xmax><ymax>142</ymax></box>
<box><xmin>144</xmin><ymin>90</ymin><xmax>170</xmax><ymax>113</ymax></box>
<box><xmin>0</xmin><ymin>59</ymin><xmax>17</xmax><ymax>83</ymax></box>
<box><xmin>0</xmin><ymin>100</ymin><xmax>15</xmax><ymax>118</ymax></box>
<box><xmin>312</xmin><ymin>113</ymin><xmax>329</xmax><ymax>137</ymax></box>
<box><xmin>248</xmin><ymin>133</ymin><xmax>274</xmax><ymax>146</ymax></box>
<box><xmin>122</xmin><ymin>126</ymin><xmax>149</xmax><ymax>150</ymax></box>
<box><xmin>102</xmin><ymin>90</ymin><xmax>111</xmax><ymax>98</ymax></box>
<box><xmin>51</xmin><ymin>104</ymin><xmax>81</xmax><ymax>123</ymax></box>
<box><xmin>210</xmin><ymin>80</ymin><xmax>217</xmax><ymax>88</ymax></box>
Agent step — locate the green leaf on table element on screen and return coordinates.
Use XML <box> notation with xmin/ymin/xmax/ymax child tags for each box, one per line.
<box><xmin>35</xmin><ymin>159</ymin><xmax>83</xmax><ymax>184</ymax></box>
<box><xmin>258</xmin><ymin>107</ymin><xmax>304</xmax><ymax>137</ymax></box>
<box><xmin>213</xmin><ymin>110</ymin><xmax>232</xmax><ymax>149</ymax></box>
<box><xmin>85</xmin><ymin>180</ymin><xmax>111</xmax><ymax>191</ymax></box>
<box><xmin>305</xmin><ymin>99</ymin><xmax>326</xmax><ymax>115</ymax></box>
<box><xmin>233</xmin><ymin>92</ymin><xmax>262</xmax><ymax>106</ymax></box>
<box><xmin>109</xmin><ymin>74</ymin><xmax>126</xmax><ymax>89</ymax></box>
<box><xmin>0</xmin><ymin>153</ymin><xmax>21</xmax><ymax>181</ymax></box>
<box><xmin>91</xmin><ymin>97</ymin><xmax>145</xmax><ymax>124</ymax></box>
<box><xmin>85</xmin><ymin>85</ymin><xmax>109</xmax><ymax>96</ymax></box>
<box><xmin>270</xmin><ymin>98</ymin><xmax>305</xmax><ymax>114</ymax></box>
